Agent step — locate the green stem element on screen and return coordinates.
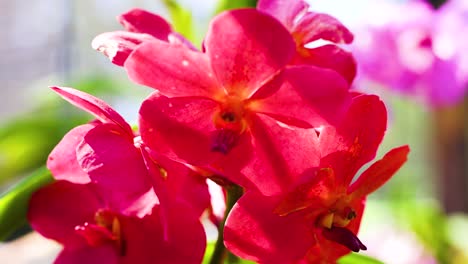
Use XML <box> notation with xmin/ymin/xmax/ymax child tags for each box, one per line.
<box><xmin>209</xmin><ymin>184</ymin><xmax>244</xmax><ymax>264</ymax></box>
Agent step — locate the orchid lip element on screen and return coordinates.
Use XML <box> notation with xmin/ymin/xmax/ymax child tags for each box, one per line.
<box><xmin>322</xmin><ymin>226</ymin><xmax>367</xmax><ymax>252</ymax></box>
<box><xmin>211</xmin><ymin>128</ymin><xmax>240</xmax><ymax>154</ymax></box>
<box><xmin>75</xmin><ymin>210</ymin><xmax>126</xmax><ymax>256</ymax></box>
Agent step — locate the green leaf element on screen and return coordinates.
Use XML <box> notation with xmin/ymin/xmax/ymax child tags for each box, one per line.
<box><xmin>215</xmin><ymin>0</ymin><xmax>258</xmax><ymax>14</ymax></box>
<box><xmin>338</xmin><ymin>253</ymin><xmax>384</xmax><ymax>264</ymax></box>
<box><xmin>162</xmin><ymin>0</ymin><xmax>194</xmax><ymax>42</ymax></box>
<box><xmin>202</xmin><ymin>241</ymin><xmax>256</xmax><ymax>264</ymax></box>
<box><xmin>0</xmin><ymin>167</ymin><xmax>53</xmax><ymax>241</ymax></box>
<box><xmin>203</xmin><ymin>242</ymin><xmax>216</xmax><ymax>264</ymax></box>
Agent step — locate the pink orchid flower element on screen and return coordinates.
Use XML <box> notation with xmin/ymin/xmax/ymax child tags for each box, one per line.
<box><xmin>28</xmin><ymin>180</ymin><xmax>206</xmax><ymax>264</ymax></box>
<box><xmin>351</xmin><ymin>0</ymin><xmax>468</xmax><ymax>106</ymax></box>
<box><xmin>224</xmin><ymin>95</ymin><xmax>409</xmax><ymax>263</ymax></box>
<box><xmin>257</xmin><ymin>0</ymin><xmax>357</xmax><ymax>84</ymax></box>
<box><xmin>125</xmin><ymin>9</ymin><xmax>350</xmax><ymax>195</ymax></box>
<box><xmin>48</xmin><ymin>87</ymin><xmax>210</xmax><ymax>218</ymax></box>
<box><xmin>92</xmin><ymin>8</ymin><xmax>196</xmax><ymax>66</ymax></box>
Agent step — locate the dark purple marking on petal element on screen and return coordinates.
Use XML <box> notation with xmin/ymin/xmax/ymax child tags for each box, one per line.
<box><xmin>211</xmin><ymin>129</ymin><xmax>240</xmax><ymax>154</ymax></box>
<box><xmin>322</xmin><ymin>226</ymin><xmax>367</xmax><ymax>252</ymax></box>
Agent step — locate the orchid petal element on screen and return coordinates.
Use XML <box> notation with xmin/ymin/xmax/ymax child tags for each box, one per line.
<box><xmin>293</xmin><ymin>12</ymin><xmax>353</xmax><ymax>45</ymax></box>
<box><xmin>27</xmin><ymin>181</ymin><xmax>100</xmax><ymax>246</ymax></box>
<box><xmin>293</xmin><ymin>44</ymin><xmax>357</xmax><ymax>85</ymax></box>
<box><xmin>254</xmin><ymin>65</ymin><xmax>351</xmax><ymax>127</ymax></box>
<box><xmin>47</xmin><ymin>124</ymin><xmax>94</xmax><ymax>184</ymax></box>
<box><xmin>125</xmin><ymin>40</ymin><xmax>219</xmax><ymax>97</ymax></box>
<box><xmin>139</xmin><ymin>93</ymin><xmax>218</xmax><ymax>164</ymax></box>
<box><xmin>120</xmin><ymin>205</ymin><xmax>205</xmax><ymax>264</ymax></box>
<box><xmin>140</xmin><ymin>148</ymin><xmax>209</xmax><ymax>241</ymax></box>
<box><xmin>157</xmin><ymin>155</ymin><xmax>210</xmax><ymax>217</ymax></box>
<box><xmin>349</xmin><ymin>145</ymin><xmax>410</xmax><ymax>199</ymax></box>
<box><xmin>224</xmin><ymin>191</ymin><xmax>313</xmax><ymax>263</ymax></box>
<box><xmin>244</xmin><ymin>113</ymin><xmax>320</xmax><ymax>195</ymax></box>
<box><xmin>118</xmin><ymin>8</ymin><xmax>172</xmax><ymax>40</ymax></box>
<box><xmin>76</xmin><ymin>123</ymin><xmax>156</xmax><ymax>217</ymax></box>
<box><xmin>274</xmin><ymin>167</ymin><xmax>335</xmax><ymax>216</ymax></box>
<box><xmin>205</xmin><ymin>9</ymin><xmax>295</xmax><ymax>96</ymax></box>
<box><xmin>55</xmin><ymin>245</ymin><xmax>119</xmax><ymax>264</ymax></box>
<box><xmin>92</xmin><ymin>31</ymin><xmax>155</xmax><ymax>66</ymax></box>
<box><xmin>319</xmin><ymin>95</ymin><xmax>387</xmax><ymax>185</ymax></box>
<box><xmin>50</xmin><ymin>87</ymin><xmax>132</xmax><ymax>135</ymax></box>
<box><xmin>257</xmin><ymin>0</ymin><xmax>309</xmax><ymax>30</ymax></box>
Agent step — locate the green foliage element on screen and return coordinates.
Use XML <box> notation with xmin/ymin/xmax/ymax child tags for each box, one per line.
<box><xmin>0</xmin><ymin>76</ymin><xmax>124</xmax><ymax>188</ymax></box>
<box><xmin>203</xmin><ymin>242</ymin><xmax>255</xmax><ymax>264</ymax></box>
<box><xmin>0</xmin><ymin>105</ymin><xmax>87</xmax><ymax>187</ymax></box>
<box><xmin>390</xmin><ymin>198</ymin><xmax>452</xmax><ymax>264</ymax></box>
<box><xmin>215</xmin><ymin>0</ymin><xmax>258</xmax><ymax>14</ymax></box>
<box><xmin>162</xmin><ymin>0</ymin><xmax>194</xmax><ymax>42</ymax></box>
<box><xmin>338</xmin><ymin>253</ymin><xmax>384</xmax><ymax>264</ymax></box>
<box><xmin>203</xmin><ymin>242</ymin><xmax>215</xmax><ymax>264</ymax></box>
<box><xmin>0</xmin><ymin>167</ymin><xmax>53</xmax><ymax>241</ymax></box>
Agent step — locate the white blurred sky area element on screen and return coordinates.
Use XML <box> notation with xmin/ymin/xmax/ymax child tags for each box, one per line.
<box><xmin>307</xmin><ymin>0</ymin><xmax>407</xmax><ymax>26</ymax></box>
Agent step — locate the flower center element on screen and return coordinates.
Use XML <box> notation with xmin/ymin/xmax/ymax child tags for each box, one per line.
<box><xmin>211</xmin><ymin>95</ymin><xmax>248</xmax><ymax>154</ymax></box>
<box><xmin>316</xmin><ymin>206</ymin><xmax>366</xmax><ymax>252</ymax></box>
<box><xmin>322</xmin><ymin>226</ymin><xmax>367</xmax><ymax>252</ymax></box>
<box><xmin>75</xmin><ymin>209</ymin><xmax>126</xmax><ymax>256</ymax></box>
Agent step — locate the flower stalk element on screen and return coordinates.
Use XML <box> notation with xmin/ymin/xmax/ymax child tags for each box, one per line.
<box><xmin>210</xmin><ymin>184</ymin><xmax>244</xmax><ymax>264</ymax></box>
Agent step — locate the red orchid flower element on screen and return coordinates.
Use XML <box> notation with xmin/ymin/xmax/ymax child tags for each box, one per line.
<box><xmin>28</xmin><ymin>180</ymin><xmax>206</xmax><ymax>264</ymax></box>
<box><xmin>257</xmin><ymin>0</ymin><xmax>357</xmax><ymax>84</ymax></box>
<box><xmin>48</xmin><ymin>87</ymin><xmax>210</xmax><ymax>218</ymax></box>
<box><xmin>92</xmin><ymin>8</ymin><xmax>196</xmax><ymax>66</ymax></box>
<box><xmin>224</xmin><ymin>95</ymin><xmax>410</xmax><ymax>263</ymax></box>
<box><xmin>125</xmin><ymin>9</ymin><xmax>350</xmax><ymax>195</ymax></box>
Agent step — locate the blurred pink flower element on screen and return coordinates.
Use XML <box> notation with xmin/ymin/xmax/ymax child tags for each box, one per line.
<box><xmin>352</xmin><ymin>0</ymin><xmax>468</xmax><ymax>106</ymax></box>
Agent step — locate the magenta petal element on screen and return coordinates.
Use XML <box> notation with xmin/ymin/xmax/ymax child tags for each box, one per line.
<box><xmin>257</xmin><ymin>0</ymin><xmax>309</xmax><ymax>30</ymax></box>
<box><xmin>124</xmin><ymin>205</ymin><xmax>206</xmax><ymax>264</ymax></box>
<box><xmin>48</xmin><ymin>124</ymin><xmax>94</xmax><ymax>184</ymax></box>
<box><xmin>256</xmin><ymin>65</ymin><xmax>351</xmax><ymax>127</ymax></box>
<box><xmin>160</xmin><ymin>202</ymin><xmax>206</xmax><ymax>264</ymax></box>
<box><xmin>349</xmin><ymin>145</ymin><xmax>410</xmax><ymax>199</ymax></box>
<box><xmin>27</xmin><ymin>181</ymin><xmax>100</xmax><ymax>245</ymax></box>
<box><xmin>205</xmin><ymin>9</ymin><xmax>295</xmax><ymax>96</ymax></box>
<box><xmin>319</xmin><ymin>95</ymin><xmax>387</xmax><ymax>185</ymax></box>
<box><xmin>118</xmin><ymin>8</ymin><xmax>172</xmax><ymax>40</ymax></box>
<box><xmin>56</xmin><ymin>245</ymin><xmax>119</xmax><ymax>264</ymax></box>
<box><xmin>141</xmin><ymin>147</ymin><xmax>209</xmax><ymax>241</ymax></box>
<box><xmin>167</xmin><ymin>32</ymin><xmax>198</xmax><ymax>51</ymax></box>
<box><xmin>92</xmin><ymin>31</ymin><xmax>155</xmax><ymax>66</ymax></box>
<box><xmin>225</xmin><ymin>191</ymin><xmax>314</xmax><ymax>263</ymax></box>
<box><xmin>244</xmin><ymin>113</ymin><xmax>320</xmax><ymax>195</ymax></box>
<box><xmin>293</xmin><ymin>12</ymin><xmax>354</xmax><ymax>45</ymax></box>
<box><xmin>125</xmin><ymin>40</ymin><xmax>219</xmax><ymax>97</ymax></box>
<box><xmin>154</xmin><ymin>153</ymin><xmax>210</xmax><ymax>217</ymax></box>
<box><xmin>139</xmin><ymin>93</ymin><xmax>219</xmax><ymax>165</ymax></box>
<box><xmin>51</xmin><ymin>87</ymin><xmax>133</xmax><ymax>135</ymax></box>
<box><xmin>294</xmin><ymin>44</ymin><xmax>357</xmax><ymax>84</ymax></box>
<box><xmin>76</xmin><ymin>123</ymin><xmax>156</xmax><ymax>217</ymax></box>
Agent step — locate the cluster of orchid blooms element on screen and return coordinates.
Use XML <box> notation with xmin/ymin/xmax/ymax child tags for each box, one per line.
<box><xmin>27</xmin><ymin>0</ymin><xmax>410</xmax><ymax>263</ymax></box>
<box><xmin>351</xmin><ymin>0</ymin><xmax>468</xmax><ymax>107</ymax></box>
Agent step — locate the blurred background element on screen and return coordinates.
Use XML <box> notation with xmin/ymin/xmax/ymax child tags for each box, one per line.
<box><xmin>0</xmin><ymin>0</ymin><xmax>466</xmax><ymax>263</ymax></box>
